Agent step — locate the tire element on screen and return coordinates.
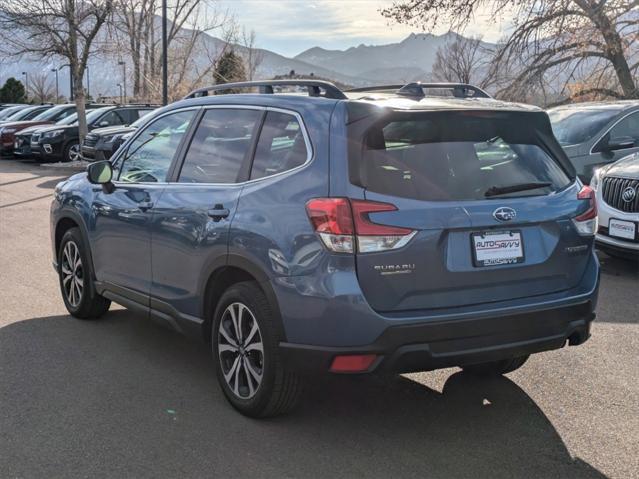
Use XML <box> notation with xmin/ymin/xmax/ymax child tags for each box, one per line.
<box><xmin>462</xmin><ymin>355</ymin><xmax>529</xmax><ymax>376</ymax></box>
<box><xmin>63</xmin><ymin>141</ymin><xmax>81</xmax><ymax>162</ymax></box>
<box><xmin>212</xmin><ymin>281</ymin><xmax>302</xmax><ymax>418</ymax></box>
<box><xmin>58</xmin><ymin>227</ymin><xmax>111</xmax><ymax>319</ymax></box>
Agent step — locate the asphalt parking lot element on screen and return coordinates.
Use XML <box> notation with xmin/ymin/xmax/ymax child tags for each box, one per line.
<box><xmin>1</xmin><ymin>158</ymin><xmax>637</xmax><ymax>479</ymax></box>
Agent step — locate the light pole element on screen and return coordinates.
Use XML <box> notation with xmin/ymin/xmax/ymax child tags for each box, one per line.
<box><xmin>51</xmin><ymin>68</ymin><xmax>59</xmax><ymax>103</ymax></box>
<box><xmin>21</xmin><ymin>71</ymin><xmax>28</xmax><ymax>102</ymax></box>
<box><xmin>59</xmin><ymin>64</ymin><xmax>73</xmax><ymax>101</ymax></box>
<box><xmin>118</xmin><ymin>61</ymin><xmax>126</xmax><ymax>104</ymax></box>
<box><xmin>162</xmin><ymin>0</ymin><xmax>168</xmax><ymax>106</ymax></box>
<box><xmin>116</xmin><ymin>83</ymin><xmax>123</xmax><ymax>104</ymax></box>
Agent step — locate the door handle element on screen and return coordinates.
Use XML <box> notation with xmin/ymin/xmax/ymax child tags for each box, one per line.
<box><xmin>207</xmin><ymin>204</ymin><xmax>230</xmax><ymax>222</ymax></box>
<box><xmin>138</xmin><ymin>200</ymin><xmax>154</xmax><ymax>212</ymax></box>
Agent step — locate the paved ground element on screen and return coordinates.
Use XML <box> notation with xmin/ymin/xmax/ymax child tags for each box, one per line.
<box><xmin>1</xmin><ymin>159</ymin><xmax>637</xmax><ymax>479</ymax></box>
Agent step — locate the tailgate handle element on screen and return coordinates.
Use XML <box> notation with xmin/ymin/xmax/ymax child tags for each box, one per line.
<box><xmin>208</xmin><ymin>204</ymin><xmax>230</xmax><ymax>222</ymax></box>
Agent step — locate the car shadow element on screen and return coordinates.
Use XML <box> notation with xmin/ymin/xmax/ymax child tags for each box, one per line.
<box><xmin>595</xmin><ymin>251</ymin><xmax>638</xmax><ymax>324</ymax></box>
<box><xmin>0</xmin><ymin>311</ymin><xmax>607</xmax><ymax>478</ymax></box>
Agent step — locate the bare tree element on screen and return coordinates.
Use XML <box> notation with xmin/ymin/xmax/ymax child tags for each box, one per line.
<box><xmin>432</xmin><ymin>35</ymin><xmax>497</xmax><ymax>88</ymax></box>
<box><xmin>0</xmin><ymin>0</ymin><xmax>113</xmax><ymax>140</ymax></box>
<box><xmin>240</xmin><ymin>28</ymin><xmax>264</xmax><ymax>81</ymax></box>
<box><xmin>29</xmin><ymin>73</ymin><xmax>56</xmax><ymax>103</ymax></box>
<box><xmin>113</xmin><ymin>0</ymin><xmax>234</xmax><ymax>101</ymax></box>
<box><xmin>115</xmin><ymin>0</ymin><xmax>154</xmax><ymax>97</ymax></box>
<box><xmin>382</xmin><ymin>0</ymin><xmax>639</xmax><ymax>102</ymax></box>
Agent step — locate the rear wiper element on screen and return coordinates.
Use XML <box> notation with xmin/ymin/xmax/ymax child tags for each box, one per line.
<box><xmin>484</xmin><ymin>182</ymin><xmax>552</xmax><ymax>197</ymax></box>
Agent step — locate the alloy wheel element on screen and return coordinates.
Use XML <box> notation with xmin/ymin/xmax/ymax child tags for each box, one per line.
<box><xmin>68</xmin><ymin>143</ymin><xmax>80</xmax><ymax>162</ymax></box>
<box><xmin>61</xmin><ymin>240</ymin><xmax>83</xmax><ymax>307</ymax></box>
<box><xmin>218</xmin><ymin>302</ymin><xmax>264</xmax><ymax>399</ymax></box>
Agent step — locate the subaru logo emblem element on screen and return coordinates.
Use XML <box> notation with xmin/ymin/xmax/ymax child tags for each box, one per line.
<box><xmin>621</xmin><ymin>186</ymin><xmax>636</xmax><ymax>203</ymax></box>
<box><xmin>493</xmin><ymin>207</ymin><xmax>517</xmax><ymax>222</ymax></box>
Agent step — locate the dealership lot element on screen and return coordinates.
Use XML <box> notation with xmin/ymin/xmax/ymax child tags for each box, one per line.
<box><xmin>1</xmin><ymin>159</ymin><xmax>637</xmax><ymax>478</ymax></box>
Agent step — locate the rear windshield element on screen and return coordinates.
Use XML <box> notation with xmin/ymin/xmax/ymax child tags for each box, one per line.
<box><xmin>359</xmin><ymin>111</ymin><xmax>571</xmax><ymax>201</ymax></box>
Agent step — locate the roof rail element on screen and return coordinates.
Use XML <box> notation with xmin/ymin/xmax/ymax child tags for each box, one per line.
<box><xmin>346</xmin><ymin>85</ymin><xmax>405</xmax><ymax>93</ymax></box>
<box><xmin>399</xmin><ymin>82</ymin><xmax>490</xmax><ymax>99</ymax></box>
<box><xmin>347</xmin><ymin>82</ymin><xmax>491</xmax><ymax>99</ymax></box>
<box><xmin>184</xmin><ymin>80</ymin><xmax>347</xmax><ymax>100</ymax></box>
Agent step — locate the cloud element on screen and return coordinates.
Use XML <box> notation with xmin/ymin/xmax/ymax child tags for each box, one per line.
<box><xmin>216</xmin><ymin>0</ymin><xmax>507</xmax><ymax>56</ymax></box>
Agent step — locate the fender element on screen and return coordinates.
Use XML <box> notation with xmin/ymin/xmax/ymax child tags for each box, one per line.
<box><xmin>55</xmin><ymin>206</ymin><xmax>99</xmax><ymax>297</ymax></box>
<box><xmin>198</xmin><ymin>253</ymin><xmax>287</xmax><ymax>342</ymax></box>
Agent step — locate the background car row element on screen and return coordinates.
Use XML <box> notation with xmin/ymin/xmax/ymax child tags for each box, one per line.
<box><xmin>1</xmin><ymin>103</ymin><xmax>158</xmax><ymax>162</ymax></box>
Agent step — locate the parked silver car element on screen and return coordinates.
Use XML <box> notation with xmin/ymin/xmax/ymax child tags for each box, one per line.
<box><xmin>591</xmin><ymin>153</ymin><xmax>639</xmax><ymax>259</ymax></box>
<box><xmin>548</xmin><ymin>101</ymin><xmax>639</xmax><ymax>183</ymax></box>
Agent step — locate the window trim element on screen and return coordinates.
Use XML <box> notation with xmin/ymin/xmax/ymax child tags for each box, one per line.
<box><xmin>110</xmin><ymin>106</ymin><xmax>201</xmax><ymax>185</ymax></box>
<box><xmin>590</xmin><ymin>108</ymin><xmax>639</xmax><ymax>155</ymax></box>
<box><xmin>170</xmin><ymin>104</ymin><xmax>314</xmax><ymax>187</ymax></box>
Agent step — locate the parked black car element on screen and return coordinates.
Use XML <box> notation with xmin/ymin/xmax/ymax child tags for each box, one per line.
<box><xmin>13</xmin><ymin>104</ymin><xmax>106</xmax><ymax>158</ymax></box>
<box><xmin>548</xmin><ymin>101</ymin><xmax>639</xmax><ymax>183</ymax></box>
<box><xmin>32</xmin><ymin>104</ymin><xmax>157</xmax><ymax>162</ymax></box>
<box><xmin>81</xmin><ymin>109</ymin><xmax>157</xmax><ymax>161</ymax></box>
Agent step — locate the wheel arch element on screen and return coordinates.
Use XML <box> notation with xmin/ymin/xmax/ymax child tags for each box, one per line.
<box><xmin>201</xmin><ymin>254</ymin><xmax>286</xmax><ymax>344</ymax></box>
<box><xmin>55</xmin><ymin>209</ymin><xmax>97</xmax><ymax>282</ymax></box>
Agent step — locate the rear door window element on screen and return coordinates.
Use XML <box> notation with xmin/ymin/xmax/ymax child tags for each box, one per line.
<box><xmin>250</xmin><ymin>111</ymin><xmax>309</xmax><ymax>180</ymax></box>
<box><xmin>95</xmin><ymin>110</ymin><xmax>126</xmax><ymax>128</ymax></box>
<box><xmin>178</xmin><ymin>108</ymin><xmax>261</xmax><ymax>184</ymax></box>
<box><xmin>607</xmin><ymin>111</ymin><xmax>639</xmax><ymax>145</ymax></box>
<box><xmin>360</xmin><ymin>112</ymin><xmax>571</xmax><ymax>201</ymax></box>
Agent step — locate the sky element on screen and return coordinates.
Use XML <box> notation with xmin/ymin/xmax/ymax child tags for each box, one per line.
<box><xmin>216</xmin><ymin>0</ymin><xmax>507</xmax><ymax>57</ymax></box>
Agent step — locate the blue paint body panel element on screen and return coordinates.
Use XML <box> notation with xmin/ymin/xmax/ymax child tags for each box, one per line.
<box><xmin>50</xmin><ymin>90</ymin><xmax>599</xmax><ymax>371</ymax></box>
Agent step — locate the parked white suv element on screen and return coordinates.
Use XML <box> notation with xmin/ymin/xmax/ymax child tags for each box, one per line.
<box><xmin>592</xmin><ymin>153</ymin><xmax>639</xmax><ymax>259</ymax></box>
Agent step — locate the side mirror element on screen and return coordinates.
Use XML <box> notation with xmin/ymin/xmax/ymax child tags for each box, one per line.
<box><xmin>98</xmin><ymin>120</ymin><xmax>110</xmax><ymax>127</ymax></box>
<box><xmin>87</xmin><ymin>160</ymin><xmax>115</xmax><ymax>192</ymax></box>
<box><xmin>606</xmin><ymin>136</ymin><xmax>635</xmax><ymax>151</ymax></box>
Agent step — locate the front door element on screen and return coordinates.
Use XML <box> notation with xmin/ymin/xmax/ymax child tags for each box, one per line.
<box><xmin>151</xmin><ymin>107</ymin><xmax>263</xmax><ymax>320</ymax></box>
<box><xmin>90</xmin><ymin>108</ymin><xmax>198</xmax><ymax>297</ymax></box>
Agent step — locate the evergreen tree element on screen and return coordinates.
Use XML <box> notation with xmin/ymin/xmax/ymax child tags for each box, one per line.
<box><xmin>214</xmin><ymin>50</ymin><xmax>247</xmax><ymax>90</ymax></box>
<box><xmin>0</xmin><ymin>77</ymin><xmax>27</xmax><ymax>103</ymax></box>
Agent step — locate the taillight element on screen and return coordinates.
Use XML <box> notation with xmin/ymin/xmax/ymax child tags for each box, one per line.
<box><xmin>350</xmin><ymin>200</ymin><xmax>417</xmax><ymax>253</ymax></box>
<box><xmin>572</xmin><ymin>185</ymin><xmax>598</xmax><ymax>235</ymax></box>
<box><xmin>306</xmin><ymin>198</ymin><xmax>354</xmax><ymax>253</ymax></box>
<box><xmin>305</xmin><ymin>198</ymin><xmax>416</xmax><ymax>253</ymax></box>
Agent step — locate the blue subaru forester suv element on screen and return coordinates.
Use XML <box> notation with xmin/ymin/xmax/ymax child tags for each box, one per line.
<box><xmin>51</xmin><ymin>81</ymin><xmax>600</xmax><ymax>417</ymax></box>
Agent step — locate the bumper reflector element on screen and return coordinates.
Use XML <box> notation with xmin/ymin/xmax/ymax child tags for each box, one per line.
<box><xmin>330</xmin><ymin>354</ymin><xmax>377</xmax><ymax>373</ymax></box>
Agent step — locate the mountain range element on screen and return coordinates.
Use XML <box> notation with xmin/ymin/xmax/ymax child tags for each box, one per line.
<box><xmin>1</xmin><ymin>30</ymin><xmax>486</xmax><ymax>98</ymax></box>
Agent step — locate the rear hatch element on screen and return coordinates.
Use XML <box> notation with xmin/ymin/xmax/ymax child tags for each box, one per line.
<box><xmin>346</xmin><ymin>108</ymin><xmax>593</xmax><ymax>313</ymax></box>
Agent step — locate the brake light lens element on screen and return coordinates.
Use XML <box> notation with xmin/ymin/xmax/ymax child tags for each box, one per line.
<box><xmin>306</xmin><ymin>198</ymin><xmax>354</xmax><ymax>253</ymax></box>
<box><xmin>572</xmin><ymin>185</ymin><xmax>598</xmax><ymax>235</ymax></box>
<box><xmin>350</xmin><ymin>199</ymin><xmax>417</xmax><ymax>253</ymax></box>
<box><xmin>306</xmin><ymin>198</ymin><xmax>416</xmax><ymax>253</ymax></box>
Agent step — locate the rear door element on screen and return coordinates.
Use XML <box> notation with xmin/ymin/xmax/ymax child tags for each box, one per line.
<box><xmin>351</xmin><ymin>110</ymin><xmax>590</xmax><ymax>312</ymax></box>
<box><xmin>150</xmin><ymin>106</ymin><xmax>263</xmax><ymax>319</ymax></box>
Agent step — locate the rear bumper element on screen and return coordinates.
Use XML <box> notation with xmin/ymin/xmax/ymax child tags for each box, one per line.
<box><xmin>280</xmin><ymin>301</ymin><xmax>595</xmax><ymax>374</ymax></box>
<box><xmin>276</xmin><ymin>249</ymin><xmax>599</xmax><ymax>374</ymax></box>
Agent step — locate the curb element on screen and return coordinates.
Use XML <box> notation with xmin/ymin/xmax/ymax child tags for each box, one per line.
<box><xmin>39</xmin><ymin>160</ymin><xmax>89</xmax><ymax>174</ymax></box>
